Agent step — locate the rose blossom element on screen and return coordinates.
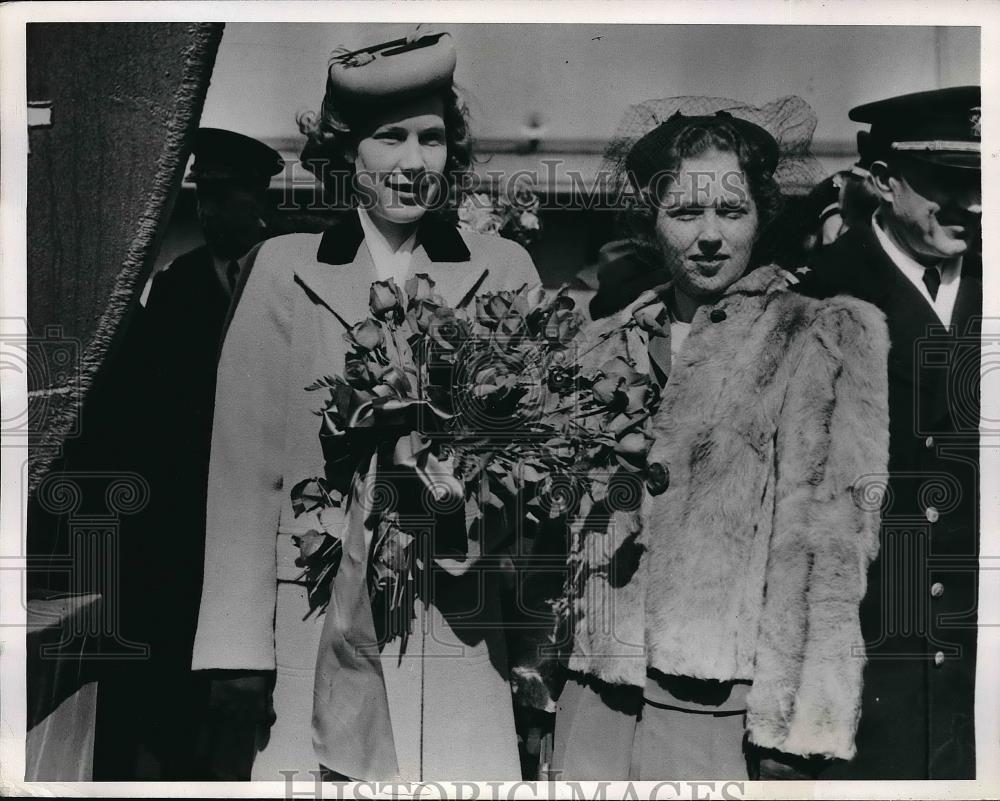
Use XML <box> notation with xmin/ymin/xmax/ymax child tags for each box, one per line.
<box><xmin>369</xmin><ymin>279</ymin><xmax>407</xmax><ymax>321</ymax></box>
<box><xmin>592</xmin><ymin>375</ymin><xmax>626</xmax><ymax>407</ymax></box>
<box><xmin>477</xmin><ymin>291</ymin><xmax>516</xmax><ymax>327</ymax></box>
<box><xmin>545</xmin><ymin>308</ymin><xmax>581</xmax><ymax>345</ymax></box>
<box><xmin>615</xmin><ymin>431</ymin><xmax>653</xmax><ymax>460</ymax></box>
<box><xmin>344</xmin><ymin>318</ymin><xmax>385</xmax><ymax>352</ymax></box>
<box><xmin>406</xmin><ymin>298</ymin><xmax>440</xmax><ymax>335</ymax></box>
<box><xmin>428</xmin><ymin>307</ymin><xmax>470</xmax><ymax>351</ymax></box>
<box><xmin>632</xmin><ymin>298</ymin><xmax>670</xmax><ymax>338</ymax></box>
<box><xmin>344</xmin><ymin>354</ymin><xmax>376</xmax><ymax>390</ymax></box>
<box><xmin>404</xmin><ymin>273</ymin><xmax>437</xmax><ymax>303</ymax></box>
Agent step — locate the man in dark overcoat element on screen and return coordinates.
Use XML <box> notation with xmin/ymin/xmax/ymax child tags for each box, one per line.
<box><xmin>93</xmin><ymin>129</ymin><xmax>284</xmax><ymax>778</ymax></box>
<box><xmin>795</xmin><ymin>86</ymin><xmax>982</xmax><ymax>779</ymax></box>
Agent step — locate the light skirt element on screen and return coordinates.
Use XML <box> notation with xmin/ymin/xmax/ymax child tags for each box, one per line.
<box><xmin>552</xmin><ymin>672</ymin><xmax>751</xmax><ymax>781</ymax></box>
<box><xmin>250</xmin><ymin>534</ymin><xmax>521</xmax><ymax>782</ymax></box>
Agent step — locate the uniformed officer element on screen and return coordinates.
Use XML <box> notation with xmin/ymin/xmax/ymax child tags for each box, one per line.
<box><xmin>796</xmin><ymin>86</ymin><xmax>982</xmax><ymax>779</ymax></box>
<box><xmin>798</xmin><ymin>171</ymin><xmax>850</xmax><ymax>255</ymax></box>
<box><xmin>168</xmin><ymin>128</ymin><xmax>284</xmax><ymax>304</ymax></box>
<box><xmin>93</xmin><ymin>130</ymin><xmax>283</xmax><ymax>779</ymax></box>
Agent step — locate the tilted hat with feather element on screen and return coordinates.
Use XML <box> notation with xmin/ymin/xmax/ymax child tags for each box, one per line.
<box><xmin>325</xmin><ymin>25</ymin><xmax>456</xmax><ymax>105</ymax></box>
<box><xmin>299</xmin><ymin>25</ymin><xmax>457</xmax><ymax>182</ymax></box>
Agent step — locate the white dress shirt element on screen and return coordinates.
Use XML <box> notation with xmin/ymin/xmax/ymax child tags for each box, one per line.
<box><xmin>871</xmin><ymin>213</ymin><xmax>963</xmax><ymax>327</ymax></box>
<box><xmin>670</xmin><ymin>320</ymin><xmax>691</xmax><ymax>359</ymax></box>
<box><xmin>358</xmin><ymin>207</ymin><xmax>418</xmax><ymax>287</ymax></box>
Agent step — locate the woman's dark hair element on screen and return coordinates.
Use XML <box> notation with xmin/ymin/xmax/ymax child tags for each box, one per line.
<box><xmin>297</xmin><ymin>84</ymin><xmax>475</xmax><ymax>212</ymax></box>
<box><xmin>621</xmin><ymin>116</ymin><xmax>785</xmax><ymax>269</ymax></box>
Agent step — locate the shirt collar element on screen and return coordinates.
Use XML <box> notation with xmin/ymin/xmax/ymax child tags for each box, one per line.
<box><xmin>871</xmin><ymin>212</ymin><xmax>962</xmax><ymax>282</ymax></box>
<box><xmin>357</xmin><ymin>207</ymin><xmax>417</xmax><ymax>271</ymax></box>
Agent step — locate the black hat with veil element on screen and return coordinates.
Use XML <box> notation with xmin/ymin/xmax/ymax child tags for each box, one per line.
<box><xmin>590</xmin><ymin>95</ymin><xmax>824</xmax><ymax>319</ymax></box>
<box><xmin>601</xmin><ymin>94</ymin><xmax>824</xmax><ymax>199</ymax></box>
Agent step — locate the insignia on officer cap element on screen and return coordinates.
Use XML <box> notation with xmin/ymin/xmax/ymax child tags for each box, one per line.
<box><xmin>849</xmin><ymin>85</ymin><xmax>981</xmax><ymax>170</ymax></box>
<box><xmin>327</xmin><ymin>28</ymin><xmax>457</xmax><ymax>105</ymax></box>
<box><xmin>187</xmin><ymin>128</ymin><xmax>284</xmax><ymax>186</ymax></box>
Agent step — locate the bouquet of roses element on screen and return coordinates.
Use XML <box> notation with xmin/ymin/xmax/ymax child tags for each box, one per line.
<box><xmin>457</xmin><ymin>175</ymin><xmax>541</xmax><ymax>248</ymax></box>
<box><xmin>289</xmin><ymin>273</ymin><xmax>667</xmax><ymax>642</ymax></box>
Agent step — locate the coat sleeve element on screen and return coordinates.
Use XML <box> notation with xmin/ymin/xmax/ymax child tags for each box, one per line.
<box><xmin>746</xmin><ymin>296</ymin><xmax>889</xmax><ymax>760</ymax></box>
<box><xmin>191</xmin><ymin>241</ymin><xmax>293</xmax><ymax>671</ymax></box>
<box><xmin>489</xmin><ymin>237</ymin><xmax>542</xmax><ymax>293</ymax></box>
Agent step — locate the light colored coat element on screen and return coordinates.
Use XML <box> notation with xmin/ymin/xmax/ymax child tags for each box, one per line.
<box><xmin>192</xmin><ymin>212</ymin><xmax>539</xmax><ymax>780</ymax></box>
<box><xmin>563</xmin><ymin>265</ymin><xmax>890</xmax><ymax>761</ymax></box>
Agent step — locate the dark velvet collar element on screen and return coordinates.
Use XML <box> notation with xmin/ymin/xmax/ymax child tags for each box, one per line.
<box><xmin>316</xmin><ymin>210</ymin><xmax>471</xmax><ymax>265</ymax></box>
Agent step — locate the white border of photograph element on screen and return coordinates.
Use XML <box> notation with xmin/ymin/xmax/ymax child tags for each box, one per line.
<box><xmin>1</xmin><ymin>2</ymin><xmax>997</xmax><ymax>799</ymax></box>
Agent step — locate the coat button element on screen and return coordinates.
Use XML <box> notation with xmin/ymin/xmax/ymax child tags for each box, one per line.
<box><xmin>933</xmin><ymin>651</ymin><xmax>945</xmax><ymax>667</ymax></box>
<box><xmin>930</xmin><ymin>582</ymin><xmax>945</xmax><ymax>598</ymax></box>
<box><xmin>709</xmin><ymin>308</ymin><xmax>727</xmax><ymax>323</ymax></box>
<box><xmin>925</xmin><ymin>436</ymin><xmax>935</xmax><ymax>449</ymax></box>
<box><xmin>925</xmin><ymin>506</ymin><xmax>940</xmax><ymax>523</ymax></box>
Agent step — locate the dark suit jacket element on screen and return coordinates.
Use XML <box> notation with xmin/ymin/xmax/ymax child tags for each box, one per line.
<box><xmin>94</xmin><ymin>244</ymin><xmax>231</xmax><ymax>778</ymax></box>
<box><xmin>131</xmin><ymin>244</ymin><xmax>230</xmax><ymax>634</ymax></box>
<box><xmin>795</xmin><ymin>225</ymin><xmax>981</xmax><ymax>779</ymax></box>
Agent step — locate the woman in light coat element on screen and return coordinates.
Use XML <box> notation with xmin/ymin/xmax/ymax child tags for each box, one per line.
<box><xmin>192</xmin><ymin>31</ymin><xmax>539</xmax><ymax>781</ymax></box>
<box><xmin>547</xmin><ymin>110</ymin><xmax>891</xmax><ymax>779</ymax></box>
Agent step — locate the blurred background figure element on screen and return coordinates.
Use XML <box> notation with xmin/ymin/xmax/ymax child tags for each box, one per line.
<box><xmin>839</xmin><ymin>157</ymin><xmax>881</xmax><ymax>233</ymax></box>
<box><xmin>144</xmin><ymin>128</ymin><xmax>284</xmax><ymax>306</ymax></box>
<box><xmin>799</xmin><ymin>171</ymin><xmax>850</xmax><ymax>253</ymax></box>
<box><xmin>93</xmin><ymin>129</ymin><xmax>283</xmax><ymax>780</ymax></box>
<box><xmin>794</xmin><ymin>151</ymin><xmax>881</xmax><ymax>261</ymax></box>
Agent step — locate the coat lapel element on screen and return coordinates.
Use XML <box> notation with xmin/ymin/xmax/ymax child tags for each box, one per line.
<box><xmin>293</xmin><ymin>211</ymin><xmax>487</xmax><ymax>325</ymax></box>
<box><xmin>407</xmin><ymin>214</ymin><xmax>487</xmax><ymax>310</ymax></box>
<box><xmin>294</xmin><ymin>212</ymin><xmax>376</xmax><ymax>329</ymax></box>
<box><xmin>951</xmin><ymin>251</ymin><xmax>983</xmax><ymax>336</ymax></box>
<box><xmin>844</xmin><ymin>228</ymin><xmax>938</xmax><ymax>390</ymax></box>
<box><xmin>409</xmin><ymin>247</ymin><xmax>489</xmax><ymax>311</ymax></box>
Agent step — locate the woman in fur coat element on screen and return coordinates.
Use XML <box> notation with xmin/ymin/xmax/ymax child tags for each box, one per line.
<box><xmin>545</xmin><ymin>110</ymin><xmax>891</xmax><ymax>779</ymax></box>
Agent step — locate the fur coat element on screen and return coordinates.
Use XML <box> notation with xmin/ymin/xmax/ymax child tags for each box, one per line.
<box><xmin>539</xmin><ymin>265</ymin><xmax>890</xmax><ymax>761</ymax></box>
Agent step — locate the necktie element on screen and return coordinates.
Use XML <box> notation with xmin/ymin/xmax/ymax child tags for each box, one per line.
<box><xmin>922</xmin><ymin>266</ymin><xmax>941</xmax><ymax>302</ymax></box>
<box><xmin>226</xmin><ymin>259</ymin><xmax>240</xmax><ymax>293</ymax></box>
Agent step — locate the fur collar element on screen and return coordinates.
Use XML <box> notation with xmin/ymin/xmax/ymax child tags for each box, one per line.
<box><xmin>614</xmin><ymin>264</ymin><xmax>794</xmax><ymax>324</ymax></box>
<box><xmin>724</xmin><ymin>263</ymin><xmax>794</xmax><ymax>296</ymax></box>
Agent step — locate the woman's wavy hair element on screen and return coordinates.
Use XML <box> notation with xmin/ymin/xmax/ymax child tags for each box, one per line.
<box><xmin>297</xmin><ymin>80</ymin><xmax>475</xmax><ymax>213</ymax></box>
<box><xmin>621</xmin><ymin>116</ymin><xmax>786</xmax><ymax>269</ymax></box>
